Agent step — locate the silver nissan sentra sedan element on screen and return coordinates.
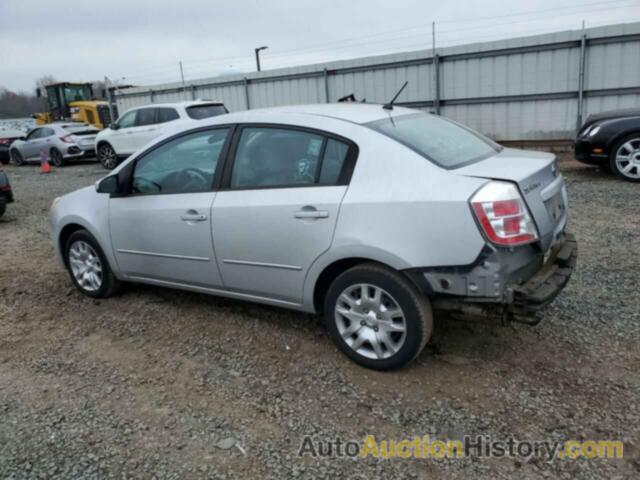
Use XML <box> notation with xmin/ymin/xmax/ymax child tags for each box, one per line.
<box><xmin>49</xmin><ymin>104</ymin><xmax>577</xmax><ymax>370</ymax></box>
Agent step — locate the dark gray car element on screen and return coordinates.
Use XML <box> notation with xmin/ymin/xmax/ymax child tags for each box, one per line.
<box><xmin>0</xmin><ymin>165</ymin><xmax>14</xmax><ymax>217</ymax></box>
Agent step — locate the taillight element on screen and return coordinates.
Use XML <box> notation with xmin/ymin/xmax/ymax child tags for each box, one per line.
<box><xmin>60</xmin><ymin>135</ymin><xmax>73</xmax><ymax>143</ymax></box>
<box><xmin>470</xmin><ymin>181</ymin><xmax>538</xmax><ymax>246</ymax></box>
<box><xmin>0</xmin><ymin>138</ymin><xmax>10</xmax><ymax>145</ymax></box>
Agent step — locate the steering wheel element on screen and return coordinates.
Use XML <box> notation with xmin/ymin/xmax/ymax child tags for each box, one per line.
<box><xmin>177</xmin><ymin>168</ymin><xmax>209</xmax><ymax>191</ymax></box>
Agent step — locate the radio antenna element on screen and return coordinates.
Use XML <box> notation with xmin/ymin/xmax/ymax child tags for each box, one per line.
<box><xmin>383</xmin><ymin>81</ymin><xmax>408</xmax><ymax>110</ymax></box>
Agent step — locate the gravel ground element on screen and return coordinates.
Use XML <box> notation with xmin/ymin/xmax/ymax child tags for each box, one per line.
<box><xmin>0</xmin><ymin>155</ymin><xmax>639</xmax><ymax>479</ymax></box>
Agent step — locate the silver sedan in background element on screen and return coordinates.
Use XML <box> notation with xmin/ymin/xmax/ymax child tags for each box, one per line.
<box><xmin>49</xmin><ymin>104</ymin><xmax>576</xmax><ymax>370</ymax></box>
<box><xmin>10</xmin><ymin>123</ymin><xmax>99</xmax><ymax>167</ymax></box>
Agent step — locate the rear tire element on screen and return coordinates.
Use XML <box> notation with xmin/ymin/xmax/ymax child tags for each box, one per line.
<box><xmin>324</xmin><ymin>263</ymin><xmax>433</xmax><ymax>370</ymax></box>
<box><xmin>64</xmin><ymin>229</ymin><xmax>122</xmax><ymax>298</ymax></box>
<box><xmin>98</xmin><ymin>143</ymin><xmax>119</xmax><ymax>170</ymax></box>
<box><xmin>609</xmin><ymin>134</ymin><xmax>640</xmax><ymax>182</ymax></box>
<box><xmin>50</xmin><ymin>148</ymin><xmax>65</xmax><ymax>167</ymax></box>
<box><xmin>10</xmin><ymin>149</ymin><xmax>24</xmax><ymax>166</ymax></box>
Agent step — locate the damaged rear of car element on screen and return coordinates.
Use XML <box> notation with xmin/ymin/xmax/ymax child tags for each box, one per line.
<box><xmin>367</xmin><ymin>113</ymin><xmax>577</xmax><ymax>325</ymax></box>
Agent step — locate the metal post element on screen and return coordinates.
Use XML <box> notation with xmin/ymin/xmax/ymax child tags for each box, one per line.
<box><xmin>179</xmin><ymin>61</ymin><xmax>185</xmax><ymax>88</ymax></box>
<box><xmin>150</xmin><ymin>89</ymin><xmax>154</xmax><ymax>103</ymax></box>
<box><xmin>255</xmin><ymin>50</ymin><xmax>261</xmax><ymax>72</ymax></box>
<box><xmin>104</xmin><ymin>76</ymin><xmax>116</xmax><ymax>124</ymax></box>
<box><xmin>191</xmin><ymin>84</ymin><xmax>197</xmax><ymax>100</ymax></box>
<box><xmin>324</xmin><ymin>68</ymin><xmax>330</xmax><ymax>103</ymax></box>
<box><xmin>576</xmin><ymin>30</ymin><xmax>587</xmax><ymax>131</ymax></box>
<box><xmin>432</xmin><ymin>21</ymin><xmax>438</xmax><ymax>114</ymax></box>
<box><xmin>434</xmin><ymin>54</ymin><xmax>441</xmax><ymax>115</ymax></box>
<box><xmin>243</xmin><ymin>77</ymin><xmax>250</xmax><ymax>110</ymax></box>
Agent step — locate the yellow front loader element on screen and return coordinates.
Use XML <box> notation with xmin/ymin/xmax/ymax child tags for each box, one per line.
<box><xmin>34</xmin><ymin>82</ymin><xmax>114</xmax><ymax>130</ymax></box>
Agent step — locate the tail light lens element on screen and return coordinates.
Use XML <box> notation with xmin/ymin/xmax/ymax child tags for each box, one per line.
<box><xmin>0</xmin><ymin>138</ymin><xmax>10</xmax><ymax>145</ymax></box>
<box><xmin>471</xmin><ymin>181</ymin><xmax>538</xmax><ymax>246</ymax></box>
<box><xmin>60</xmin><ymin>135</ymin><xmax>73</xmax><ymax>143</ymax></box>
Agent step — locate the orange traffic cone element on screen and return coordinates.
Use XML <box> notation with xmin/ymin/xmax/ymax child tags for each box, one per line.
<box><xmin>40</xmin><ymin>148</ymin><xmax>52</xmax><ymax>174</ymax></box>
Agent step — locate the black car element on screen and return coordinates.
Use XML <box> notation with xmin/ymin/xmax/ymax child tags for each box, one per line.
<box><xmin>0</xmin><ymin>164</ymin><xmax>14</xmax><ymax>218</ymax></box>
<box><xmin>574</xmin><ymin>108</ymin><xmax>640</xmax><ymax>182</ymax></box>
<box><xmin>0</xmin><ymin>129</ymin><xmax>25</xmax><ymax>164</ymax></box>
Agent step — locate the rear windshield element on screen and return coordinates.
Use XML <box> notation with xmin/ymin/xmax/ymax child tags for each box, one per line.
<box><xmin>186</xmin><ymin>104</ymin><xmax>227</xmax><ymax>120</ymax></box>
<box><xmin>366</xmin><ymin>113</ymin><xmax>500</xmax><ymax>168</ymax></box>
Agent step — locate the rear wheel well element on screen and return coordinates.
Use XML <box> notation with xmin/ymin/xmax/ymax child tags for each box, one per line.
<box><xmin>314</xmin><ymin>258</ymin><xmax>393</xmax><ymax>314</ymax></box>
<box><xmin>59</xmin><ymin>223</ymin><xmax>86</xmax><ymax>266</ymax></box>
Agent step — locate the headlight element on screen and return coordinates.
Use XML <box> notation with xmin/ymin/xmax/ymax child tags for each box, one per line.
<box><xmin>50</xmin><ymin>196</ymin><xmax>61</xmax><ymax>212</ymax></box>
<box><xmin>587</xmin><ymin>125</ymin><xmax>601</xmax><ymax>137</ymax></box>
<box><xmin>70</xmin><ymin>107</ymin><xmax>80</xmax><ymax>114</ymax></box>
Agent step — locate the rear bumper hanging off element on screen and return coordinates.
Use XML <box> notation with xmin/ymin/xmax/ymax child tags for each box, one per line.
<box><xmin>509</xmin><ymin>232</ymin><xmax>577</xmax><ymax>322</ymax></box>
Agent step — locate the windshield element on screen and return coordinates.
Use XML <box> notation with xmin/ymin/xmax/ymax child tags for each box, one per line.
<box><xmin>186</xmin><ymin>104</ymin><xmax>227</xmax><ymax>120</ymax></box>
<box><xmin>366</xmin><ymin>113</ymin><xmax>500</xmax><ymax>168</ymax></box>
<box><xmin>63</xmin><ymin>85</ymin><xmax>92</xmax><ymax>103</ymax></box>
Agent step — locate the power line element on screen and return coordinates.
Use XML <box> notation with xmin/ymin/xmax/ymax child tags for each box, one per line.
<box><xmin>116</xmin><ymin>0</ymin><xmax>632</xmax><ymax>78</ymax></box>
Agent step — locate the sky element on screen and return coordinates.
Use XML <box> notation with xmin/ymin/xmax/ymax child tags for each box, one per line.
<box><xmin>1</xmin><ymin>0</ymin><xmax>639</xmax><ymax>93</ymax></box>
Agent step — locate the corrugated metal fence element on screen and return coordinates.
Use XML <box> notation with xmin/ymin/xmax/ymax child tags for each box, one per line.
<box><xmin>113</xmin><ymin>22</ymin><xmax>640</xmax><ymax>141</ymax></box>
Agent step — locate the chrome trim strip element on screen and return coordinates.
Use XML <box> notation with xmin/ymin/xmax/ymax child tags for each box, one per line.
<box><xmin>223</xmin><ymin>259</ymin><xmax>302</xmax><ymax>271</ymax></box>
<box><xmin>117</xmin><ymin>249</ymin><xmax>210</xmax><ymax>262</ymax></box>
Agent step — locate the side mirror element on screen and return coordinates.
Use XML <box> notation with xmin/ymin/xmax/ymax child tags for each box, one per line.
<box><xmin>110</xmin><ymin>123</ymin><xmax>120</xmax><ymax>130</ymax></box>
<box><xmin>96</xmin><ymin>176</ymin><xmax>121</xmax><ymax>194</ymax></box>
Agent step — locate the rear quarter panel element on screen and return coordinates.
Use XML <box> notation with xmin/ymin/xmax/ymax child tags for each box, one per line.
<box><xmin>302</xmin><ymin>128</ymin><xmax>489</xmax><ymax>311</ymax></box>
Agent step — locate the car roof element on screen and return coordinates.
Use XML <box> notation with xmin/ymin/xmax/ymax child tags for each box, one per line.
<box><xmin>128</xmin><ymin>100</ymin><xmax>224</xmax><ymax>110</ymax></box>
<box><xmin>204</xmin><ymin>103</ymin><xmax>418</xmax><ymax>125</ymax></box>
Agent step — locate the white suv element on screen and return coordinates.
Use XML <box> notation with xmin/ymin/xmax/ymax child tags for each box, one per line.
<box><xmin>95</xmin><ymin>101</ymin><xmax>227</xmax><ymax>169</ymax></box>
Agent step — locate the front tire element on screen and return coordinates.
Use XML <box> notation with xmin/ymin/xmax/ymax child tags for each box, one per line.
<box><xmin>50</xmin><ymin>148</ymin><xmax>65</xmax><ymax>167</ymax></box>
<box><xmin>64</xmin><ymin>229</ymin><xmax>122</xmax><ymax>298</ymax></box>
<box><xmin>610</xmin><ymin>134</ymin><xmax>640</xmax><ymax>182</ymax></box>
<box><xmin>324</xmin><ymin>263</ymin><xmax>433</xmax><ymax>370</ymax></box>
<box><xmin>98</xmin><ymin>143</ymin><xmax>119</xmax><ymax>170</ymax></box>
<box><xmin>10</xmin><ymin>149</ymin><xmax>24</xmax><ymax>166</ymax></box>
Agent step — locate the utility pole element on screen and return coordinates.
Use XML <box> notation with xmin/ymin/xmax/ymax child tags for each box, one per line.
<box><xmin>179</xmin><ymin>61</ymin><xmax>185</xmax><ymax>87</ymax></box>
<box><xmin>255</xmin><ymin>46</ymin><xmax>268</xmax><ymax>72</ymax></box>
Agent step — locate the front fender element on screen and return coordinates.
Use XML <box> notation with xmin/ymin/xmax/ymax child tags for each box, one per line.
<box><xmin>49</xmin><ymin>187</ymin><xmax>118</xmax><ymax>276</ymax></box>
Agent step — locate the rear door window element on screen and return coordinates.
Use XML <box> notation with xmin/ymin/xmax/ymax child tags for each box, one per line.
<box><xmin>186</xmin><ymin>104</ymin><xmax>227</xmax><ymax>120</ymax></box>
<box><xmin>228</xmin><ymin>127</ymin><xmax>356</xmax><ymax>189</ymax></box>
<box><xmin>135</xmin><ymin>108</ymin><xmax>157</xmax><ymax>127</ymax></box>
<box><xmin>319</xmin><ymin>139</ymin><xmax>349</xmax><ymax>184</ymax></box>
<box><xmin>157</xmin><ymin>108</ymin><xmax>180</xmax><ymax>123</ymax></box>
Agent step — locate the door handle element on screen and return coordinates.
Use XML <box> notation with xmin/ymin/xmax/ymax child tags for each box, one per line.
<box><xmin>294</xmin><ymin>208</ymin><xmax>329</xmax><ymax>219</ymax></box>
<box><xmin>180</xmin><ymin>210</ymin><xmax>207</xmax><ymax>222</ymax></box>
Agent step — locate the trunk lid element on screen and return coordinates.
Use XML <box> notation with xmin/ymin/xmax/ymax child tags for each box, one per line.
<box><xmin>452</xmin><ymin>148</ymin><xmax>568</xmax><ymax>252</ymax></box>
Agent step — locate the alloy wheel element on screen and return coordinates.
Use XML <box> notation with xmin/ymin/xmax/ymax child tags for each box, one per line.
<box><xmin>615</xmin><ymin>138</ymin><xmax>640</xmax><ymax>180</ymax></box>
<box><xmin>11</xmin><ymin>150</ymin><xmax>24</xmax><ymax>166</ymax></box>
<box><xmin>99</xmin><ymin>145</ymin><xmax>118</xmax><ymax>169</ymax></box>
<box><xmin>334</xmin><ymin>283</ymin><xmax>407</xmax><ymax>360</ymax></box>
<box><xmin>51</xmin><ymin>149</ymin><xmax>63</xmax><ymax>167</ymax></box>
<box><xmin>68</xmin><ymin>240</ymin><xmax>103</xmax><ymax>292</ymax></box>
